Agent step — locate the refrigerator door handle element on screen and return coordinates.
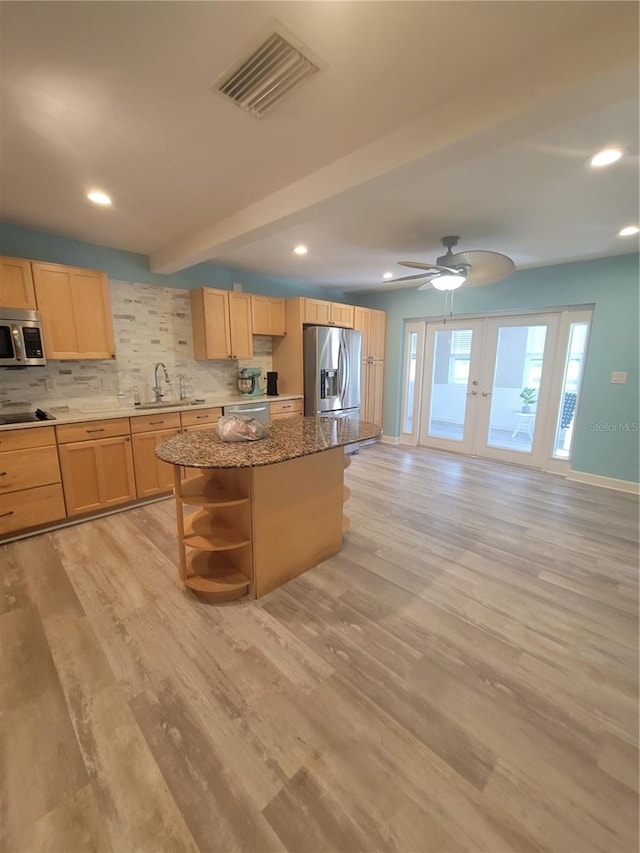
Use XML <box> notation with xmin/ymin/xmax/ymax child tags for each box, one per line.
<box><xmin>339</xmin><ymin>334</ymin><xmax>349</xmax><ymax>407</ymax></box>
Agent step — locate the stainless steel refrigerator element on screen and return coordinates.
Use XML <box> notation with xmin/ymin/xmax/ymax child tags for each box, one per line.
<box><xmin>303</xmin><ymin>326</ymin><xmax>362</xmax><ymax>417</ymax></box>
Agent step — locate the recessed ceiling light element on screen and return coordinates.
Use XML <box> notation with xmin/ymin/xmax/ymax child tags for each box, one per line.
<box><xmin>382</xmin><ymin>272</ymin><xmax>394</xmax><ymax>280</ymax></box>
<box><xmin>87</xmin><ymin>190</ymin><xmax>112</xmax><ymax>206</ymax></box>
<box><xmin>589</xmin><ymin>148</ymin><xmax>623</xmax><ymax>168</ymax></box>
<box><xmin>618</xmin><ymin>225</ymin><xmax>639</xmax><ymax>237</ymax></box>
<box><xmin>293</xmin><ymin>245</ymin><xmax>308</xmax><ymax>255</ymax></box>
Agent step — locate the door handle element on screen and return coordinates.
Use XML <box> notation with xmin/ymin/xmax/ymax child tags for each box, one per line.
<box><xmin>481</xmin><ymin>391</ymin><xmax>492</xmax><ymax>397</ymax></box>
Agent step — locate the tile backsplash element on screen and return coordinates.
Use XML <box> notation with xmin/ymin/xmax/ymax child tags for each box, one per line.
<box><xmin>0</xmin><ymin>280</ymin><xmax>273</xmax><ymax>412</ymax></box>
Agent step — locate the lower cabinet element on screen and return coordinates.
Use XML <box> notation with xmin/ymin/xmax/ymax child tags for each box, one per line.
<box><xmin>361</xmin><ymin>359</ymin><xmax>385</xmax><ymax>426</ymax></box>
<box><xmin>0</xmin><ymin>426</ymin><xmax>66</xmax><ymax>535</ymax></box>
<box><xmin>269</xmin><ymin>399</ymin><xmax>303</xmax><ymax>420</ymax></box>
<box><xmin>132</xmin><ymin>428</ymin><xmax>181</xmax><ymax>498</ymax></box>
<box><xmin>130</xmin><ymin>412</ymin><xmax>181</xmax><ymax>498</ymax></box>
<box><xmin>180</xmin><ymin>407</ymin><xmax>222</xmax><ymax>432</ymax></box>
<box><xmin>58</xmin><ymin>435</ymin><xmax>136</xmax><ymax>516</ymax></box>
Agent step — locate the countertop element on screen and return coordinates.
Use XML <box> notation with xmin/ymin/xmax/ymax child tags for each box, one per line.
<box><xmin>0</xmin><ymin>394</ymin><xmax>302</xmax><ymax>432</ymax></box>
<box><xmin>155</xmin><ymin>416</ymin><xmax>381</xmax><ymax>469</ymax></box>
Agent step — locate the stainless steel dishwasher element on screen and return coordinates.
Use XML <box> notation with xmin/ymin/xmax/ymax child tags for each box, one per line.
<box><xmin>223</xmin><ymin>401</ymin><xmax>270</xmax><ymax>423</ymax></box>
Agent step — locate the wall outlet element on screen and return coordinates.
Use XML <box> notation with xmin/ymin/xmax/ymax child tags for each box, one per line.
<box><xmin>44</xmin><ymin>378</ymin><xmax>55</xmax><ymax>392</ymax></box>
<box><xmin>232</xmin><ymin>282</ymin><xmax>243</xmax><ymax>292</ymax></box>
<box><xmin>611</xmin><ymin>371</ymin><xmax>628</xmax><ymax>384</ymax></box>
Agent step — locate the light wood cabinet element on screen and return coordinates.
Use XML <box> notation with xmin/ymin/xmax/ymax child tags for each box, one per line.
<box><xmin>361</xmin><ymin>359</ymin><xmax>385</xmax><ymax>427</ymax></box>
<box><xmin>180</xmin><ymin>407</ymin><xmax>223</xmax><ymax>430</ymax></box>
<box><xmin>132</xmin><ymin>428</ymin><xmax>180</xmax><ymax>498</ymax></box>
<box><xmin>354</xmin><ymin>307</ymin><xmax>386</xmax><ymax>360</ymax></box>
<box><xmin>250</xmin><ymin>295</ymin><xmax>286</xmax><ymax>336</ymax></box>
<box><xmin>301</xmin><ymin>298</ymin><xmax>354</xmax><ymax>328</ymax></box>
<box><xmin>0</xmin><ymin>256</ymin><xmax>36</xmax><ymax>309</ymax></box>
<box><xmin>269</xmin><ymin>399</ymin><xmax>302</xmax><ymax>420</ymax></box>
<box><xmin>355</xmin><ymin>307</ymin><xmax>386</xmax><ymax>427</ymax></box>
<box><xmin>31</xmin><ymin>262</ymin><xmax>115</xmax><ymax>360</ymax></box>
<box><xmin>0</xmin><ymin>427</ymin><xmax>65</xmax><ymax>536</ymax></box>
<box><xmin>58</xmin><ymin>435</ymin><xmax>136</xmax><ymax>517</ymax></box>
<box><xmin>302</xmin><ymin>298</ymin><xmax>332</xmax><ymax>326</ymax></box>
<box><xmin>191</xmin><ymin>288</ymin><xmax>253</xmax><ymax>360</ymax></box>
<box><xmin>330</xmin><ymin>302</ymin><xmax>355</xmax><ymax>329</ymax></box>
<box><xmin>56</xmin><ymin>417</ymin><xmax>130</xmax><ymax>444</ymax></box>
<box><xmin>129</xmin><ymin>412</ymin><xmax>181</xmax><ymax>434</ymax></box>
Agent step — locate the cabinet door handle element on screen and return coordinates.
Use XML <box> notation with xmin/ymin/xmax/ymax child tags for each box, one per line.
<box><xmin>0</xmin><ymin>471</ymin><xmax>7</xmax><ymax>476</ymax></box>
<box><xmin>0</xmin><ymin>510</ymin><xmax>14</xmax><ymax>518</ymax></box>
<box><xmin>196</xmin><ymin>415</ymin><xmax>209</xmax><ymax>420</ymax></box>
<box><xmin>149</xmin><ymin>420</ymin><xmax>164</xmax><ymax>425</ymax></box>
<box><xmin>87</xmin><ymin>428</ymin><xmax>105</xmax><ymax>433</ymax></box>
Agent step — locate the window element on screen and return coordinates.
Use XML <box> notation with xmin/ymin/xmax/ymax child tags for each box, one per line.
<box><xmin>448</xmin><ymin>330</ymin><xmax>472</xmax><ymax>384</ymax></box>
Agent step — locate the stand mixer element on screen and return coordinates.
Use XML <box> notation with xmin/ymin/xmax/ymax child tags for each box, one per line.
<box><xmin>237</xmin><ymin>367</ymin><xmax>262</xmax><ymax>396</ymax></box>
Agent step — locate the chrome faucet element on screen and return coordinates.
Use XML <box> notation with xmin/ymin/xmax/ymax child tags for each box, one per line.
<box><xmin>152</xmin><ymin>362</ymin><xmax>171</xmax><ymax>402</ymax></box>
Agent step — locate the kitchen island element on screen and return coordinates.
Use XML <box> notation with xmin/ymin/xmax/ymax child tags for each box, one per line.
<box><xmin>155</xmin><ymin>416</ymin><xmax>381</xmax><ymax>601</ymax></box>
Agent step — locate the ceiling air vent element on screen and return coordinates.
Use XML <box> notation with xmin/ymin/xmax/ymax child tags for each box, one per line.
<box><xmin>215</xmin><ymin>31</ymin><xmax>320</xmax><ymax>118</ymax></box>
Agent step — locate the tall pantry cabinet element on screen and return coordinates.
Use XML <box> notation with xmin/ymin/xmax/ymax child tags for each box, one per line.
<box><xmin>354</xmin><ymin>307</ymin><xmax>386</xmax><ymax>428</ymax></box>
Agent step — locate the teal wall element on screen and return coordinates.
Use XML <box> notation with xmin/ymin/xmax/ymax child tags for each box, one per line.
<box><xmin>353</xmin><ymin>253</ymin><xmax>640</xmax><ymax>484</ymax></box>
<box><xmin>0</xmin><ymin>222</ymin><xmax>348</xmax><ymax>301</ymax></box>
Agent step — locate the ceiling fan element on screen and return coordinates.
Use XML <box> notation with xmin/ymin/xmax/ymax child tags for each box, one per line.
<box><xmin>391</xmin><ymin>235</ymin><xmax>516</xmax><ymax>290</ymax></box>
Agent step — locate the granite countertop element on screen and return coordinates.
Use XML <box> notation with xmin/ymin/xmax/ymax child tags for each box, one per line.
<box><xmin>0</xmin><ymin>394</ymin><xmax>302</xmax><ymax>432</ymax></box>
<box><xmin>155</xmin><ymin>416</ymin><xmax>381</xmax><ymax>469</ymax></box>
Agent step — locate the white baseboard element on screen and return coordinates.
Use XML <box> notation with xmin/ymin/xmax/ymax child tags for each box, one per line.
<box><xmin>567</xmin><ymin>470</ymin><xmax>640</xmax><ymax>494</ymax></box>
<box><xmin>380</xmin><ymin>434</ymin><xmax>400</xmax><ymax>445</ymax></box>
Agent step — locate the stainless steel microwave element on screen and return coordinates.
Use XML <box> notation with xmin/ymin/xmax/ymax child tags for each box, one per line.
<box><xmin>0</xmin><ymin>308</ymin><xmax>47</xmax><ymax>366</ymax></box>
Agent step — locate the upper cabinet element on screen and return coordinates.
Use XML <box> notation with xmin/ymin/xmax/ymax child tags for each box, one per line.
<box><xmin>301</xmin><ymin>298</ymin><xmax>355</xmax><ymax>328</ymax></box>
<box><xmin>31</xmin><ymin>262</ymin><xmax>115</xmax><ymax>360</ymax></box>
<box><xmin>251</xmin><ymin>295</ymin><xmax>286</xmax><ymax>336</ymax></box>
<box><xmin>0</xmin><ymin>256</ymin><xmax>37</xmax><ymax>310</ymax></box>
<box><xmin>191</xmin><ymin>288</ymin><xmax>253</xmax><ymax>360</ymax></box>
<box><xmin>354</xmin><ymin>307</ymin><xmax>386</xmax><ymax>361</ymax></box>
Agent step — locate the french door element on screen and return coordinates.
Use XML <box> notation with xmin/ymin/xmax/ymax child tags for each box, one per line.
<box><xmin>418</xmin><ymin>314</ymin><xmax>559</xmax><ymax>468</ymax></box>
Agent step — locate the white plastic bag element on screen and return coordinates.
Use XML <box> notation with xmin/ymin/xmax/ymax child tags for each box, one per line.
<box><xmin>217</xmin><ymin>414</ymin><xmax>268</xmax><ymax>442</ymax></box>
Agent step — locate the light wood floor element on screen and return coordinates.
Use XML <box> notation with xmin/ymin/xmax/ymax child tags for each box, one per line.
<box><xmin>2</xmin><ymin>443</ymin><xmax>638</xmax><ymax>853</ymax></box>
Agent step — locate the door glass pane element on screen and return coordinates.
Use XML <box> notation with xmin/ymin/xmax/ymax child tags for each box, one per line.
<box><xmin>427</xmin><ymin>329</ymin><xmax>473</xmax><ymax>440</ymax></box>
<box><xmin>487</xmin><ymin>324</ymin><xmax>547</xmax><ymax>452</ymax></box>
<box><xmin>403</xmin><ymin>332</ymin><xmax>418</xmax><ymax>432</ymax></box>
<box><xmin>553</xmin><ymin>322</ymin><xmax>589</xmax><ymax>459</ymax></box>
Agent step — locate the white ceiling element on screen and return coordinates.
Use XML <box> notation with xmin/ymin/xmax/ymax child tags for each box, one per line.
<box><xmin>1</xmin><ymin>1</ymin><xmax>638</xmax><ymax>292</ymax></box>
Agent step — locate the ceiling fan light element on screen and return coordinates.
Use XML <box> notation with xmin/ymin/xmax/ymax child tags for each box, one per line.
<box><xmin>431</xmin><ymin>274</ymin><xmax>466</xmax><ymax>291</ymax></box>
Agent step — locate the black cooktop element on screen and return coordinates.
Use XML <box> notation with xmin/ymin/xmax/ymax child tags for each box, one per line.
<box><xmin>0</xmin><ymin>409</ymin><xmax>56</xmax><ymax>425</ymax></box>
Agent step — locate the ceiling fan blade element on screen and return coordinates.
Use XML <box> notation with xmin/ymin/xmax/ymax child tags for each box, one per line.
<box><xmin>416</xmin><ymin>280</ymin><xmax>434</xmax><ymax>291</ymax></box>
<box><xmin>450</xmin><ymin>250</ymin><xmax>515</xmax><ymax>287</ymax></box>
<box><xmin>388</xmin><ymin>272</ymin><xmax>436</xmax><ymax>283</ymax></box>
<box><xmin>398</xmin><ymin>261</ymin><xmax>458</xmax><ymax>274</ymax></box>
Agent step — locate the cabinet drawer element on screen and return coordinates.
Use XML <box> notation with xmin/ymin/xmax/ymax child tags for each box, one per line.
<box><xmin>270</xmin><ymin>399</ymin><xmax>303</xmax><ymax>416</ymax></box>
<box><xmin>0</xmin><ymin>446</ymin><xmax>61</xmax><ymax>493</ymax></box>
<box><xmin>271</xmin><ymin>412</ymin><xmax>302</xmax><ymax>421</ymax></box>
<box><xmin>0</xmin><ymin>426</ymin><xmax>56</xmax><ymax>452</ymax></box>
<box><xmin>0</xmin><ymin>483</ymin><xmax>66</xmax><ymax>536</ymax></box>
<box><xmin>130</xmin><ymin>412</ymin><xmax>181</xmax><ymax>433</ymax></box>
<box><xmin>180</xmin><ymin>407</ymin><xmax>223</xmax><ymax>428</ymax></box>
<box><xmin>56</xmin><ymin>418</ymin><xmax>130</xmax><ymax>443</ymax></box>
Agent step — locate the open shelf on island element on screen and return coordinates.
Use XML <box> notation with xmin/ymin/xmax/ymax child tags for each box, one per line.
<box><xmin>184</xmin><ymin>551</ymin><xmax>250</xmax><ymax>601</ymax></box>
<box><xmin>183</xmin><ymin>509</ymin><xmax>251</xmax><ymax>551</ymax></box>
<box><xmin>180</xmin><ymin>474</ymin><xmax>249</xmax><ymax>507</ymax></box>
